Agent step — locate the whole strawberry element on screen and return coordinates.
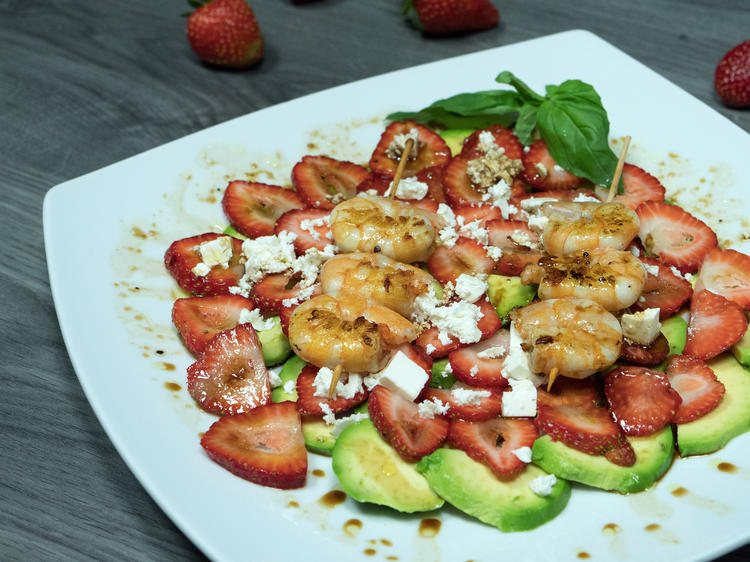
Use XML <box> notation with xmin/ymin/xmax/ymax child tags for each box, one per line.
<box><xmin>714</xmin><ymin>40</ymin><xmax>750</xmax><ymax>108</ymax></box>
<box><xmin>186</xmin><ymin>0</ymin><xmax>263</xmax><ymax>68</ymax></box>
<box><xmin>403</xmin><ymin>0</ymin><xmax>499</xmax><ymax>34</ymax></box>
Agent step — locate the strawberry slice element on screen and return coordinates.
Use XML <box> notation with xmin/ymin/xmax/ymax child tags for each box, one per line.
<box><xmin>428</xmin><ymin>237</ymin><xmax>496</xmax><ymax>284</ymax></box>
<box><xmin>222</xmin><ymin>181</ymin><xmax>304</xmax><ymax>238</ymax></box>
<box><xmin>406</xmin><ymin>197</ymin><xmax>439</xmax><ymax>213</ymax></box>
<box><xmin>684</xmin><ymin>289</ymin><xmax>748</xmax><ymax>360</ymax></box>
<box><xmin>295</xmin><ymin>365</ymin><xmax>368</xmax><ymax>415</ymax></box>
<box><xmin>448</xmin><ymin>328</ymin><xmax>510</xmax><ymax>389</ymax></box>
<box><xmin>443</xmin><ymin>154</ymin><xmax>525</xmax><ymax>207</ymax></box>
<box><xmin>459</xmin><ymin>125</ymin><xmax>524</xmax><ymax>160</ymax></box>
<box><xmin>201</xmin><ymin>401</ymin><xmax>306</xmax><ymax>489</ymax></box>
<box><xmin>612</xmin><ymin>164</ymin><xmax>666</xmax><ymax>210</ymax></box>
<box><xmin>522</xmin><ymin>139</ymin><xmax>584</xmax><ymax>191</ymax></box>
<box><xmin>278</xmin><ymin>304</ymin><xmax>296</xmax><ymax>337</ymax></box>
<box><xmin>448</xmin><ymin>417</ymin><xmax>538</xmax><ymax>477</ymax></box>
<box><xmin>416</xmin><ymin>165</ymin><xmax>446</xmax><ymax>203</ymax></box>
<box><xmin>187</xmin><ymin>323</ymin><xmax>270</xmax><ymax>416</ymax></box>
<box><xmin>422</xmin><ymin>383</ymin><xmax>503</xmax><ymax>421</ymax></box>
<box><xmin>250</xmin><ymin>272</ymin><xmax>321</xmax><ymax>316</ymax></box>
<box><xmin>368</xmin><ymin>384</ymin><xmax>449</xmax><ymax>461</ymax></box>
<box><xmin>415</xmin><ymin>298</ymin><xmax>502</xmax><ymax>358</ymax></box>
<box><xmin>619</xmin><ymin>332</ymin><xmax>670</xmax><ymax>366</ymax></box>
<box><xmin>292</xmin><ymin>155</ymin><xmax>369</xmax><ymax>210</ymax></box>
<box><xmin>694</xmin><ymin>248</ymin><xmax>750</xmax><ymax>310</ymax></box>
<box><xmin>454</xmin><ymin>204</ymin><xmax>504</xmax><ymax>228</ymax></box>
<box><xmin>535</xmin><ymin>377</ymin><xmax>623</xmax><ymax>456</ymax></box>
<box><xmin>274</xmin><ymin>207</ymin><xmax>331</xmax><ymax>253</ymax></box>
<box><xmin>356</xmin><ymin>172</ymin><xmax>391</xmax><ymax>195</ymax></box>
<box><xmin>666</xmin><ymin>355</ymin><xmax>726</xmax><ymax>424</ymax></box>
<box><xmin>636</xmin><ymin>201</ymin><xmax>718</xmax><ymax>273</ymax></box>
<box><xmin>604</xmin><ymin>366</ymin><xmax>682</xmax><ymax>437</ymax></box>
<box><xmin>172</xmin><ymin>294</ymin><xmax>254</xmax><ymax>356</ymax></box>
<box><xmin>164</xmin><ymin>233</ymin><xmax>245</xmax><ymax>296</ymax></box>
<box><xmin>369</xmin><ymin>121</ymin><xmax>451</xmax><ymax>178</ymax></box>
<box><xmin>604</xmin><ymin>435</ymin><xmax>637</xmax><ymax>467</ymax></box>
<box><xmin>485</xmin><ymin>219</ymin><xmax>543</xmax><ymax>276</ymax></box>
<box><xmin>629</xmin><ymin>257</ymin><xmax>692</xmax><ymax>320</ymax></box>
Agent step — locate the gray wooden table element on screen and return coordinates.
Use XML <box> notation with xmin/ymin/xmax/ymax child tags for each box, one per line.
<box><xmin>3</xmin><ymin>0</ymin><xmax>749</xmax><ymax>560</ymax></box>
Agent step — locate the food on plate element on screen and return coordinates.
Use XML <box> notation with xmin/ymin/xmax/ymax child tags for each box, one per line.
<box><xmin>186</xmin><ymin>0</ymin><xmax>263</xmax><ymax>69</ymax></box>
<box><xmin>402</xmin><ymin>0</ymin><xmax>500</xmax><ymax>35</ymax></box>
<box><xmin>163</xmin><ymin>71</ymin><xmax>750</xmax><ymax>535</ymax></box>
<box><xmin>714</xmin><ymin>40</ymin><xmax>750</xmax><ymax>108</ymax></box>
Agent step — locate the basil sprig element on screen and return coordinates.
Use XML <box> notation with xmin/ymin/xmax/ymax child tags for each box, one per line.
<box><xmin>387</xmin><ymin>71</ymin><xmax>622</xmax><ymax>192</ymax></box>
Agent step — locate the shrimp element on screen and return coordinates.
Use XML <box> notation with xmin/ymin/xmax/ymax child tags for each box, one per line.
<box><xmin>540</xmin><ymin>201</ymin><xmax>640</xmax><ymax>256</ymax></box>
<box><xmin>287</xmin><ymin>293</ymin><xmax>419</xmax><ymax>373</ymax></box>
<box><xmin>319</xmin><ymin>252</ymin><xmax>436</xmax><ymax>317</ymax></box>
<box><xmin>520</xmin><ymin>249</ymin><xmax>646</xmax><ymax>311</ymax></box>
<box><xmin>513</xmin><ymin>298</ymin><xmax>622</xmax><ymax>379</ymax></box>
<box><xmin>329</xmin><ymin>193</ymin><xmax>441</xmax><ymax>263</ymax></box>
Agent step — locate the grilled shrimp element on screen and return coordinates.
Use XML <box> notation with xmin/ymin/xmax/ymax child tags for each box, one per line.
<box><xmin>514</xmin><ymin>297</ymin><xmax>622</xmax><ymax>379</ymax></box>
<box><xmin>319</xmin><ymin>252</ymin><xmax>436</xmax><ymax>318</ymax></box>
<box><xmin>329</xmin><ymin>193</ymin><xmax>441</xmax><ymax>263</ymax></box>
<box><xmin>520</xmin><ymin>249</ymin><xmax>647</xmax><ymax>311</ymax></box>
<box><xmin>540</xmin><ymin>201</ymin><xmax>640</xmax><ymax>256</ymax></box>
<box><xmin>287</xmin><ymin>293</ymin><xmax>419</xmax><ymax>373</ymax></box>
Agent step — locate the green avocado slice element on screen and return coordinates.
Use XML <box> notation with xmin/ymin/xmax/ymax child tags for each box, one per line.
<box><xmin>332</xmin><ymin>420</ymin><xmax>444</xmax><ymax>513</ymax></box>
<box><xmin>416</xmin><ymin>448</ymin><xmax>570</xmax><ymax>532</ymax></box>
<box><xmin>731</xmin><ymin>325</ymin><xmax>750</xmax><ymax>367</ymax></box>
<box><xmin>487</xmin><ymin>274</ymin><xmax>537</xmax><ymax>326</ymax></box>
<box><xmin>531</xmin><ymin>427</ymin><xmax>674</xmax><ymax>494</ymax></box>
<box><xmin>439</xmin><ymin>128</ymin><xmax>475</xmax><ymax>156</ymax></box>
<box><xmin>677</xmin><ymin>354</ymin><xmax>750</xmax><ymax>456</ymax></box>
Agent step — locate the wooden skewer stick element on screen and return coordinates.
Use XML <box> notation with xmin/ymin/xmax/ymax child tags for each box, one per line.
<box><xmin>328</xmin><ymin>364</ymin><xmax>343</xmax><ymax>400</ymax></box>
<box><xmin>546</xmin><ymin>367</ymin><xmax>559</xmax><ymax>392</ymax></box>
<box><xmin>388</xmin><ymin>137</ymin><xmax>414</xmax><ymax>199</ymax></box>
<box><xmin>606</xmin><ymin>136</ymin><xmax>632</xmax><ymax>203</ymax></box>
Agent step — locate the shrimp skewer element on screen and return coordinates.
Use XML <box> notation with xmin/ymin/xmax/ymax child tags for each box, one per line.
<box><xmin>329</xmin><ymin>193</ymin><xmax>442</xmax><ymax>263</ymax></box>
<box><xmin>540</xmin><ymin>201</ymin><xmax>640</xmax><ymax>257</ymax></box>
<box><xmin>287</xmin><ymin>293</ymin><xmax>419</xmax><ymax>373</ymax></box>
<box><xmin>513</xmin><ymin>297</ymin><xmax>622</xmax><ymax>379</ymax></box>
<box><xmin>319</xmin><ymin>252</ymin><xmax>436</xmax><ymax>318</ymax></box>
<box><xmin>520</xmin><ymin>249</ymin><xmax>647</xmax><ymax>311</ymax></box>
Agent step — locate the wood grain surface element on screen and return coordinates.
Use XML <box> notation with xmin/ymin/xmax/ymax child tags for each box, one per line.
<box><xmin>2</xmin><ymin>0</ymin><xmax>749</xmax><ymax>560</ymax></box>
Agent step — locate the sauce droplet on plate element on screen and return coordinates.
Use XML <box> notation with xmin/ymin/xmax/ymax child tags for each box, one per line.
<box><xmin>418</xmin><ymin>518</ymin><xmax>441</xmax><ymax>538</ymax></box>
<box><xmin>319</xmin><ymin>490</ymin><xmax>346</xmax><ymax>507</ymax></box>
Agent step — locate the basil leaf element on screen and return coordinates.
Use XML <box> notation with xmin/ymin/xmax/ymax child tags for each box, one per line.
<box><xmin>536</xmin><ymin>80</ymin><xmax>621</xmax><ymax>190</ymax></box>
<box><xmin>495</xmin><ymin>71</ymin><xmax>545</xmax><ymax>104</ymax></box>
<box><xmin>514</xmin><ymin>104</ymin><xmax>538</xmax><ymax>146</ymax></box>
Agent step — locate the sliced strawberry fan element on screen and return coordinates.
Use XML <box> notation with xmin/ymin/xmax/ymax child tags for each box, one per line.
<box><xmin>291</xmin><ymin>155</ymin><xmax>369</xmax><ymax>210</ymax></box>
<box><xmin>666</xmin><ymin>355</ymin><xmax>725</xmax><ymax>424</ymax></box>
<box><xmin>172</xmin><ymin>294</ymin><xmax>254</xmax><ymax>356</ymax></box>
<box><xmin>222</xmin><ymin>180</ymin><xmax>304</xmax><ymax>238</ymax></box>
<box><xmin>684</xmin><ymin>289</ymin><xmax>747</xmax><ymax>360</ymax></box>
<box><xmin>693</xmin><ymin>248</ymin><xmax>750</xmax><ymax>310</ymax></box>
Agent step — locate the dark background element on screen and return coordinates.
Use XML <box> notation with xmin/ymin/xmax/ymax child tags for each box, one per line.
<box><xmin>2</xmin><ymin>0</ymin><xmax>749</xmax><ymax>559</ymax></box>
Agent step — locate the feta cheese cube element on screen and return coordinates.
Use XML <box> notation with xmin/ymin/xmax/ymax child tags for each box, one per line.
<box><xmin>501</xmin><ymin>322</ymin><xmax>533</xmax><ymax>381</ymax></box>
<box><xmin>367</xmin><ymin>351</ymin><xmax>429</xmax><ymax>401</ymax></box>
<box><xmin>620</xmin><ymin>308</ymin><xmax>661</xmax><ymax>346</ymax></box>
<box><xmin>501</xmin><ymin>378</ymin><xmax>537</xmax><ymax>417</ymax></box>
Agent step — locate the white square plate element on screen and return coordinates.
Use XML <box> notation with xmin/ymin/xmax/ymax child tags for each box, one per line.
<box><xmin>44</xmin><ymin>30</ymin><xmax>750</xmax><ymax>562</ymax></box>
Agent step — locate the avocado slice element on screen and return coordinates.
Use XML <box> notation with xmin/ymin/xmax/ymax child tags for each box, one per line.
<box><xmin>222</xmin><ymin>225</ymin><xmax>247</xmax><ymax>240</ymax></box>
<box><xmin>416</xmin><ymin>449</ymin><xmax>570</xmax><ymax>532</ymax></box>
<box><xmin>301</xmin><ymin>403</ymin><xmax>370</xmax><ymax>456</ymax></box>
<box><xmin>677</xmin><ymin>354</ymin><xmax>750</xmax><ymax>456</ymax></box>
<box><xmin>439</xmin><ymin>128</ymin><xmax>475</xmax><ymax>156</ymax></box>
<box><xmin>531</xmin><ymin>427</ymin><xmax>674</xmax><ymax>494</ymax></box>
<box><xmin>429</xmin><ymin>358</ymin><xmax>456</xmax><ymax>389</ymax></box>
<box><xmin>487</xmin><ymin>274</ymin><xmax>537</xmax><ymax>325</ymax></box>
<box><xmin>732</xmin><ymin>325</ymin><xmax>750</xmax><ymax>367</ymax></box>
<box><xmin>270</xmin><ymin>355</ymin><xmax>305</xmax><ymax>403</ymax></box>
<box><xmin>332</xmin><ymin>419</ymin><xmax>444</xmax><ymax>513</ymax></box>
<box><xmin>256</xmin><ymin>316</ymin><xmax>292</xmax><ymax>366</ymax></box>
<box><xmin>661</xmin><ymin>315</ymin><xmax>688</xmax><ymax>355</ymax></box>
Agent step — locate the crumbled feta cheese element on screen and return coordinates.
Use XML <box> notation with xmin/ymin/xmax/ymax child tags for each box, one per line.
<box><xmin>198</xmin><ymin>236</ymin><xmax>234</xmax><ymax>268</ymax></box>
<box><xmin>572</xmin><ymin>192</ymin><xmax>600</xmax><ymax>203</ymax></box>
<box><xmin>509</xmin><ymin>229</ymin><xmax>535</xmax><ymax>249</ymax></box>
<box><xmin>501</xmin><ymin>322</ymin><xmax>533</xmax><ymax>381</ymax></box>
<box><xmin>477</xmin><ymin>131</ymin><xmax>497</xmax><ymax>152</ymax></box>
<box><xmin>239</xmin><ymin>308</ymin><xmax>277</xmax><ymax>332</ymax></box>
<box><xmin>191</xmin><ymin>262</ymin><xmax>212</xmax><ymax>277</ymax></box>
<box><xmin>501</xmin><ymin>378</ymin><xmax>538</xmax><ymax>417</ymax></box>
<box><xmin>454</xmin><ymin>274</ymin><xmax>488</xmax><ymax>303</ymax></box>
<box><xmin>469</xmin><ymin>365</ymin><xmax>479</xmax><ymax>376</ymax></box>
<box><xmin>450</xmin><ymin>384</ymin><xmax>491</xmax><ymax>406</ymax></box>
<box><xmin>484</xmin><ymin>179</ymin><xmax>519</xmax><ymax>219</ymax></box>
<box><xmin>418</xmin><ymin>397</ymin><xmax>450</xmax><ymax>419</ymax></box>
<box><xmin>234</xmin><ymin>231</ymin><xmax>298</xmax><ymax>295</ymax></box>
<box><xmin>534</xmin><ymin>162</ymin><xmax>548</xmax><ymax>178</ymax></box>
<box><xmin>268</xmin><ymin>370</ymin><xmax>282</xmax><ymax>388</ymax></box>
<box><xmin>412</xmin><ymin>287</ymin><xmax>484</xmax><ymax>344</ymax></box>
<box><xmin>512</xmin><ymin>446</ymin><xmax>533</xmax><ymax>463</ymax></box>
<box><xmin>425</xmin><ymin>344</ymin><xmax>436</xmax><ymax>354</ymax></box>
<box><xmin>320</xmin><ymin>403</ymin><xmax>335</xmax><ymax>425</ymax></box>
<box><xmin>282</xmin><ymin>380</ymin><xmax>296</xmax><ymax>394</ymax></box>
<box><xmin>529</xmin><ymin>474</ymin><xmax>557</xmax><ymax>497</ymax></box>
<box><xmin>385</xmin><ymin>176</ymin><xmax>429</xmax><ymax>200</ymax></box>
<box><xmin>436</xmin><ymin>203</ymin><xmax>459</xmax><ymax>248</ymax></box>
<box><xmin>313</xmin><ymin>367</ymin><xmax>364</xmax><ymax>400</ymax></box>
<box><xmin>527</xmin><ymin>213</ymin><xmax>549</xmax><ymax>232</ymax></box>
<box><xmin>331</xmin><ymin>412</ymin><xmax>370</xmax><ymax>437</ymax></box>
<box><xmin>299</xmin><ymin>215</ymin><xmax>330</xmax><ymax>241</ymax></box>
<box><xmin>476</xmin><ymin>346</ymin><xmax>506</xmax><ymax>359</ymax></box>
<box><xmin>458</xmin><ymin>219</ymin><xmax>489</xmax><ymax>245</ymax></box>
<box><xmin>642</xmin><ymin>262</ymin><xmax>660</xmax><ymax>276</ymax></box>
<box><xmin>385</xmin><ymin>128</ymin><xmax>419</xmax><ymax>159</ymax></box>
<box><xmin>486</xmin><ymin>246</ymin><xmax>503</xmax><ymax>260</ymax></box>
<box><xmin>366</xmin><ymin>351</ymin><xmax>430</xmax><ymax>401</ymax></box>
<box><xmin>620</xmin><ymin>308</ymin><xmax>662</xmax><ymax>346</ymax></box>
